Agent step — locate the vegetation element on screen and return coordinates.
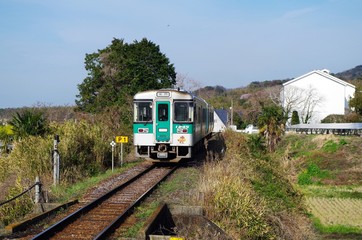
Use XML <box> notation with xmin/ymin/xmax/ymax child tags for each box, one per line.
<box><xmin>9</xmin><ymin>109</ymin><xmax>49</xmax><ymax>139</ymax></box>
<box><xmin>200</xmin><ymin>131</ymin><xmax>314</xmax><ymax>239</ymax></box>
<box><xmin>349</xmin><ymin>82</ymin><xmax>362</xmax><ymax>115</ymax></box>
<box><xmin>76</xmin><ymin>38</ymin><xmax>176</xmax><ymax>113</ymax></box>
<box><xmin>321</xmin><ymin>113</ymin><xmax>362</xmax><ymax>123</ymax></box>
<box><xmin>278</xmin><ymin>134</ymin><xmax>362</xmax><ymax>237</ymax></box>
<box><xmin>0</xmin><ymin>113</ymin><xmax>131</xmax><ymax>225</ymax></box>
<box><xmin>0</xmin><ymin>124</ymin><xmax>13</xmax><ymax>154</ymax></box>
<box><xmin>291</xmin><ymin>110</ymin><xmax>300</xmax><ymax>125</ymax></box>
<box><xmin>257</xmin><ymin>103</ymin><xmax>287</xmax><ymax>152</ymax></box>
<box><xmin>334</xmin><ymin>65</ymin><xmax>362</xmax><ymax>80</ymax></box>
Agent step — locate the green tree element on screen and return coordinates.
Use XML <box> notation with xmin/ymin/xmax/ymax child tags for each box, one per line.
<box><xmin>76</xmin><ymin>38</ymin><xmax>176</xmax><ymax>112</ymax></box>
<box><xmin>291</xmin><ymin>110</ymin><xmax>300</xmax><ymax>125</ymax></box>
<box><xmin>349</xmin><ymin>83</ymin><xmax>362</xmax><ymax>115</ymax></box>
<box><xmin>258</xmin><ymin>103</ymin><xmax>287</xmax><ymax>152</ymax></box>
<box><xmin>9</xmin><ymin>109</ymin><xmax>49</xmax><ymax>139</ymax></box>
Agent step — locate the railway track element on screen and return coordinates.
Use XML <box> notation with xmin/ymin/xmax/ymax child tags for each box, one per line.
<box><xmin>32</xmin><ymin>164</ymin><xmax>177</xmax><ymax>239</ymax></box>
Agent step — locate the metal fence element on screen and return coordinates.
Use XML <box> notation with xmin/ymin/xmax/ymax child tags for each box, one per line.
<box><xmin>286</xmin><ymin>123</ymin><xmax>362</xmax><ymax>135</ymax></box>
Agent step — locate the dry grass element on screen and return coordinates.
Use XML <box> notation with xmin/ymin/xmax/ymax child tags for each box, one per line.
<box><xmin>306</xmin><ymin>197</ymin><xmax>362</xmax><ymax>228</ymax></box>
<box><xmin>199</xmin><ymin>131</ymin><xmax>316</xmax><ymax>239</ymax></box>
<box><xmin>311</xmin><ymin>134</ymin><xmax>339</xmax><ymax>149</ymax></box>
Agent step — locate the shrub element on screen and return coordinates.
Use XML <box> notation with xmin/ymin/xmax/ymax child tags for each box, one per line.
<box><xmin>247</xmin><ymin>134</ymin><xmax>265</xmax><ymax>157</ymax></box>
<box><xmin>0</xmin><ymin>177</ymin><xmax>34</xmax><ymax>226</ymax></box>
<box><xmin>291</xmin><ymin>110</ymin><xmax>300</xmax><ymax>125</ymax></box>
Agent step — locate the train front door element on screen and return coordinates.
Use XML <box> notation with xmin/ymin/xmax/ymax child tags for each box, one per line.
<box><xmin>155</xmin><ymin>101</ymin><xmax>171</xmax><ymax>142</ymax></box>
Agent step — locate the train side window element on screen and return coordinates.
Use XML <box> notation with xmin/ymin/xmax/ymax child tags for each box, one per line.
<box><xmin>174</xmin><ymin>102</ymin><xmax>193</xmax><ymax>122</ymax></box>
<box><xmin>158</xmin><ymin>104</ymin><xmax>168</xmax><ymax>121</ymax></box>
<box><xmin>134</xmin><ymin>101</ymin><xmax>152</xmax><ymax>122</ymax></box>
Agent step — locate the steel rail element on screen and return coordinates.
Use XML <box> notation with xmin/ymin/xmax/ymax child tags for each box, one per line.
<box><xmin>31</xmin><ymin>164</ymin><xmax>159</xmax><ymax>240</ymax></box>
<box><xmin>94</xmin><ymin>164</ymin><xmax>177</xmax><ymax>239</ymax></box>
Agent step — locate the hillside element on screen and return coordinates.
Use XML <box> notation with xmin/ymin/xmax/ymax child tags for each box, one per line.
<box><xmin>334</xmin><ymin>65</ymin><xmax>362</xmax><ymax>81</ymax></box>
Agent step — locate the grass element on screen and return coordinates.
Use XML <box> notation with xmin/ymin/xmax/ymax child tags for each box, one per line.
<box><xmin>299</xmin><ymin>185</ymin><xmax>362</xmax><ymax>199</ymax></box>
<box><xmin>198</xmin><ymin>131</ymin><xmax>315</xmax><ymax>239</ymax></box>
<box><xmin>252</xmin><ymin>160</ymin><xmax>301</xmax><ymax>210</ymax></box>
<box><xmin>312</xmin><ymin>216</ymin><xmax>362</xmax><ymax>234</ymax></box>
<box><xmin>281</xmin><ymin>134</ymin><xmax>362</xmax><ymax>236</ymax></box>
<box><xmin>123</xmin><ymin>201</ymin><xmax>160</xmax><ymax>238</ymax></box>
<box><xmin>50</xmin><ymin>161</ymin><xmax>140</xmax><ymax>203</ymax></box>
<box><xmin>297</xmin><ymin>162</ymin><xmax>332</xmax><ymax>185</ymax></box>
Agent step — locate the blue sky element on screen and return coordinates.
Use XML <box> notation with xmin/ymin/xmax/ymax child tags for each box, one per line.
<box><xmin>1</xmin><ymin>0</ymin><xmax>361</xmax><ymax>108</ymax></box>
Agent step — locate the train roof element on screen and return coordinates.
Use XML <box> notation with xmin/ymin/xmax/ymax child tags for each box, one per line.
<box><xmin>134</xmin><ymin>89</ymin><xmax>196</xmax><ymax>100</ymax></box>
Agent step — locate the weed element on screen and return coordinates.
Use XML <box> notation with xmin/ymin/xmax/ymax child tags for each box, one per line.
<box><xmin>297</xmin><ymin>162</ymin><xmax>331</xmax><ymax>185</ymax></box>
<box><xmin>322</xmin><ymin>140</ymin><xmax>339</xmax><ymax>153</ymax></box>
<box><xmin>322</xmin><ymin>139</ymin><xmax>347</xmax><ymax>153</ymax></box>
<box><xmin>252</xmin><ymin>160</ymin><xmax>302</xmax><ymax>210</ymax></box>
<box><xmin>246</xmin><ymin>134</ymin><xmax>265</xmax><ymax>157</ymax></box>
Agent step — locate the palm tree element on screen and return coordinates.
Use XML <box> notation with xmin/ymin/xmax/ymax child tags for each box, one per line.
<box><xmin>9</xmin><ymin>109</ymin><xmax>49</xmax><ymax>139</ymax></box>
<box><xmin>258</xmin><ymin>104</ymin><xmax>287</xmax><ymax>152</ymax></box>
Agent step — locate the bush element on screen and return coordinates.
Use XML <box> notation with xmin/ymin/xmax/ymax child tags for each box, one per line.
<box><xmin>0</xmin><ymin>177</ymin><xmax>34</xmax><ymax>226</ymax></box>
<box><xmin>0</xmin><ymin>119</ymin><xmax>118</xmax><ymax>200</ymax></box>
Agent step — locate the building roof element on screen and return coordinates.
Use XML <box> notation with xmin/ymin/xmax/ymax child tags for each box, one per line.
<box><xmin>283</xmin><ymin>69</ymin><xmax>355</xmax><ymax>89</ymax></box>
<box><xmin>214</xmin><ymin>109</ymin><xmax>228</xmax><ymax>126</ymax></box>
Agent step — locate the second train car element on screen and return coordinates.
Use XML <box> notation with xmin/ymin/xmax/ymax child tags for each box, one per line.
<box><xmin>133</xmin><ymin>89</ymin><xmax>214</xmax><ymax>162</ymax></box>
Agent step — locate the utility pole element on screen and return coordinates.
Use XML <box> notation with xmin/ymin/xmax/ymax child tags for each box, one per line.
<box><xmin>53</xmin><ymin>135</ymin><xmax>60</xmax><ymax>186</ymax></box>
<box><xmin>230</xmin><ymin>99</ymin><xmax>233</xmax><ymax>126</ymax></box>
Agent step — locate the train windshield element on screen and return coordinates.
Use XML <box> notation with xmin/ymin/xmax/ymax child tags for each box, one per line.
<box><xmin>134</xmin><ymin>101</ymin><xmax>152</xmax><ymax>122</ymax></box>
<box><xmin>174</xmin><ymin>101</ymin><xmax>193</xmax><ymax>122</ymax></box>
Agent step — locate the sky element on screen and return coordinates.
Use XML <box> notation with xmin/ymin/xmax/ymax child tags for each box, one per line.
<box><xmin>1</xmin><ymin>0</ymin><xmax>362</xmax><ymax>108</ymax></box>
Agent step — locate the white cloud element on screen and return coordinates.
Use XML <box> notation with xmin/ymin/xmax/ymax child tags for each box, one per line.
<box><xmin>280</xmin><ymin>7</ymin><xmax>318</xmax><ymax>20</ymax></box>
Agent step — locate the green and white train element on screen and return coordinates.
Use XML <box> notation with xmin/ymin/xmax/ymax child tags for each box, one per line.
<box><xmin>133</xmin><ymin>89</ymin><xmax>214</xmax><ymax>162</ymax></box>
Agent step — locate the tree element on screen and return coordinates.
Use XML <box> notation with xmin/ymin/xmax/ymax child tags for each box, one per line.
<box><xmin>349</xmin><ymin>83</ymin><xmax>362</xmax><ymax>115</ymax></box>
<box><xmin>9</xmin><ymin>109</ymin><xmax>49</xmax><ymax>139</ymax></box>
<box><xmin>282</xmin><ymin>85</ymin><xmax>324</xmax><ymax>124</ymax></box>
<box><xmin>175</xmin><ymin>73</ymin><xmax>201</xmax><ymax>92</ymax></box>
<box><xmin>76</xmin><ymin>38</ymin><xmax>176</xmax><ymax>112</ymax></box>
<box><xmin>291</xmin><ymin>110</ymin><xmax>300</xmax><ymax>125</ymax></box>
<box><xmin>258</xmin><ymin>103</ymin><xmax>287</xmax><ymax>152</ymax></box>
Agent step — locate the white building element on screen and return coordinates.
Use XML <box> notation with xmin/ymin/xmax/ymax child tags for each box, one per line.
<box><xmin>281</xmin><ymin>69</ymin><xmax>355</xmax><ymax>124</ymax></box>
<box><xmin>213</xmin><ymin>109</ymin><xmax>228</xmax><ymax>132</ymax></box>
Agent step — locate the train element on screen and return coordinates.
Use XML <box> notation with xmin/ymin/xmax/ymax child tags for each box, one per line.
<box><xmin>133</xmin><ymin>88</ymin><xmax>214</xmax><ymax>162</ymax></box>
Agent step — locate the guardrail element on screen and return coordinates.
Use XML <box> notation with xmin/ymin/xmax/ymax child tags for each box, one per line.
<box><xmin>286</xmin><ymin>123</ymin><xmax>362</xmax><ymax>135</ymax></box>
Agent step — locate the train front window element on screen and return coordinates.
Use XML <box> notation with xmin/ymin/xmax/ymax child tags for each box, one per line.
<box><xmin>174</xmin><ymin>102</ymin><xmax>193</xmax><ymax>122</ymax></box>
<box><xmin>134</xmin><ymin>101</ymin><xmax>152</xmax><ymax>122</ymax></box>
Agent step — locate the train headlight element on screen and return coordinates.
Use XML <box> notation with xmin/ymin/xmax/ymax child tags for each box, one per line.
<box><xmin>177</xmin><ymin>127</ymin><xmax>188</xmax><ymax>133</ymax></box>
<box><xmin>138</xmin><ymin>128</ymin><xmax>149</xmax><ymax>133</ymax></box>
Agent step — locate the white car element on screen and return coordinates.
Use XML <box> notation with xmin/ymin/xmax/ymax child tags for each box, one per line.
<box><xmin>244</xmin><ymin>124</ymin><xmax>259</xmax><ymax>134</ymax></box>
